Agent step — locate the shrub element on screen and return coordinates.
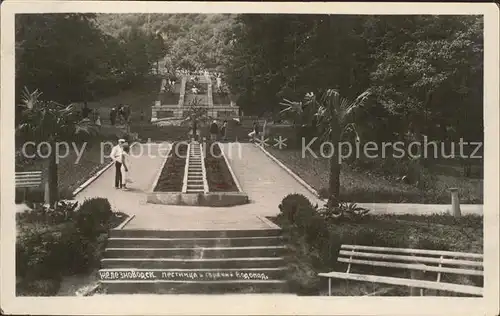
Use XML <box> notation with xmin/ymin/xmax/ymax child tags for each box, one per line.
<box><xmin>16</xmin><ymin>197</ymin><xmax>117</xmax><ymax>296</ymax></box>
<box><xmin>16</xmin><ymin>278</ymin><xmax>61</xmax><ymax>296</ymax></box>
<box><xmin>278</xmin><ymin>193</ymin><xmax>314</xmax><ymax>223</ymax></box>
<box><xmin>16</xmin><ymin>200</ymin><xmax>79</xmax><ymax>225</ymax></box>
<box><xmin>75</xmin><ymin>198</ymin><xmax>113</xmax><ymax>240</ymax></box>
<box><xmin>15</xmin><ymin>186</ymin><xmax>74</xmax><ymax>206</ymax></box>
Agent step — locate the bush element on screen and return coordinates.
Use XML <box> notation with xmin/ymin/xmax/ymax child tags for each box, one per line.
<box><xmin>278</xmin><ymin>193</ymin><xmax>314</xmax><ymax>223</ymax></box>
<box><xmin>15</xmin><ymin>186</ymin><xmax>74</xmax><ymax>206</ymax></box>
<box><xmin>16</xmin><ymin>200</ymin><xmax>79</xmax><ymax>225</ymax></box>
<box><xmin>16</xmin><ymin>197</ymin><xmax>116</xmax><ymax>296</ymax></box>
<box><xmin>75</xmin><ymin>198</ymin><xmax>113</xmax><ymax>240</ymax></box>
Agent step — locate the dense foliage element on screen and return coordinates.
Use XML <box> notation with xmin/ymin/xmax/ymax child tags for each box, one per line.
<box><xmin>16</xmin><ymin>198</ymin><xmax>122</xmax><ymax>296</ymax></box>
<box><xmin>225</xmin><ymin>15</ymin><xmax>483</xmax><ymax>145</ymax></box>
<box><xmin>96</xmin><ymin>13</ymin><xmax>235</xmax><ymax>71</ymax></box>
<box><xmin>16</xmin><ymin>13</ymin><xmax>167</xmax><ymax>105</ymax></box>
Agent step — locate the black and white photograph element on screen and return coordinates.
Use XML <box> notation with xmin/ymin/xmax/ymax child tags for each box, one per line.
<box><xmin>1</xmin><ymin>1</ymin><xmax>499</xmax><ymax>315</ymax></box>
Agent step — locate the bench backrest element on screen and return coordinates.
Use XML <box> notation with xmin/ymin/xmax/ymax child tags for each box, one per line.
<box><xmin>339</xmin><ymin>244</ymin><xmax>483</xmax><ymax>280</ymax></box>
<box><xmin>15</xmin><ymin>171</ymin><xmax>43</xmax><ymax>188</ymax></box>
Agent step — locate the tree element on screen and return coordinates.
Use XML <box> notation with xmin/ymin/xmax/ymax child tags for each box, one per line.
<box><xmin>182</xmin><ymin>98</ymin><xmax>210</xmax><ymax>140</ymax></box>
<box><xmin>281</xmin><ymin>89</ymin><xmax>370</xmax><ymax>206</ymax></box>
<box><xmin>16</xmin><ymin>88</ymin><xmax>98</xmax><ymax>208</ymax></box>
<box><xmin>369</xmin><ymin>16</ymin><xmax>483</xmax><ymax>143</ymax></box>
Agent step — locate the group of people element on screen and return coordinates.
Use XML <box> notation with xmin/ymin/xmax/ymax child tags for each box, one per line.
<box><xmin>81</xmin><ymin>102</ymin><xmax>102</xmax><ymax>128</ymax></box>
<box><xmin>110</xmin><ymin>139</ymin><xmax>132</xmax><ymax>190</ymax></box>
<box><xmin>209</xmin><ymin>120</ymin><xmax>228</xmax><ymax>141</ymax></box>
<box><xmin>248</xmin><ymin>121</ymin><xmax>262</xmax><ymax>141</ymax></box>
<box><xmin>110</xmin><ymin>105</ymin><xmax>131</xmax><ymax>126</ymax></box>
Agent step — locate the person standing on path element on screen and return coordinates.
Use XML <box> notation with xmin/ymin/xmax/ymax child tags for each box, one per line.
<box><xmin>120</xmin><ymin>143</ymin><xmax>132</xmax><ymax>190</ymax></box>
<box><xmin>221</xmin><ymin>120</ymin><xmax>227</xmax><ymax>142</ymax></box>
<box><xmin>210</xmin><ymin>120</ymin><xmax>219</xmax><ymax>141</ymax></box>
<box><xmin>95</xmin><ymin>113</ymin><xmax>102</xmax><ymax>130</ymax></box>
<box><xmin>110</xmin><ymin>139</ymin><xmax>125</xmax><ymax>188</ymax></box>
<box><xmin>249</xmin><ymin>121</ymin><xmax>260</xmax><ymax>142</ymax></box>
<box><xmin>81</xmin><ymin>102</ymin><xmax>91</xmax><ymax>119</ymax></box>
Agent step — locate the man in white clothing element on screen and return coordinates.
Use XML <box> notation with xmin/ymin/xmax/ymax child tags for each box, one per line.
<box><xmin>110</xmin><ymin>139</ymin><xmax>125</xmax><ymax>188</ymax></box>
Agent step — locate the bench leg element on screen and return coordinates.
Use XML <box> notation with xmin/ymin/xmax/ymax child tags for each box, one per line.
<box><xmin>328</xmin><ymin>278</ymin><xmax>331</xmax><ymax>296</ymax></box>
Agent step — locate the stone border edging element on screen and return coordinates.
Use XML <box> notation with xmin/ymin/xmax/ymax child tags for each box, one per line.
<box><xmin>114</xmin><ymin>214</ymin><xmax>135</xmax><ymax>230</ymax></box>
<box><xmin>220</xmin><ymin>143</ymin><xmax>244</xmax><ymax>193</ymax></box>
<box><xmin>72</xmin><ymin>160</ymin><xmax>114</xmax><ymax>197</ymax></box>
<box><xmin>200</xmin><ymin>143</ymin><xmax>210</xmax><ymax>193</ymax></box>
<box><xmin>256</xmin><ymin>215</ymin><xmax>281</xmax><ymax>229</ymax></box>
<box><xmin>255</xmin><ymin>143</ymin><xmax>321</xmax><ymax>199</ymax></box>
<box><xmin>149</xmin><ymin>144</ymin><xmax>173</xmax><ymax>193</ymax></box>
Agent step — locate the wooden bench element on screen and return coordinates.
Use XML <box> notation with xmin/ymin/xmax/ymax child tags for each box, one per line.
<box><xmin>318</xmin><ymin>244</ymin><xmax>483</xmax><ymax>296</ymax></box>
<box><xmin>15</xmin><ymin>171</ymin><xmax>43</xmax><ymax>201</ymax></box>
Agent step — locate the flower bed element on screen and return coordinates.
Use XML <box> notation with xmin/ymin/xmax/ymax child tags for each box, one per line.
<box><xmin>154</xmin><ymin>142</ymin><xmax>187</xmax><ymax>192</ymax></box>
<box><xmin>204</xmin><ymin>142</ymin><xmax>238</xmax><ymax>192</ymax></box>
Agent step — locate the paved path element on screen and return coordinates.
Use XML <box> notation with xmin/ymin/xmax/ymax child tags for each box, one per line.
<box><xmin>74</xmin><ymin>142</ymin><xmax>482</xmax><ymax>231</ymax></box>
<box><xmin>74</xmin><ymin>143</ymin><xmax>300</xmax><ymax>231</ymax></box>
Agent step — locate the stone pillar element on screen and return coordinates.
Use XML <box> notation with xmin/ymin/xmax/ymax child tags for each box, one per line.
<box><xmin>449</xmin><ymin>188</ymin><xmax>461</xmax><ymax>217</ymax></box>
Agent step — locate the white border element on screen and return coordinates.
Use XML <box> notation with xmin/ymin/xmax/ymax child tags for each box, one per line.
<box><xmin>1</xmin><ymin>2</ymin><xmax>499</xmax><ymax>316</ymax></box>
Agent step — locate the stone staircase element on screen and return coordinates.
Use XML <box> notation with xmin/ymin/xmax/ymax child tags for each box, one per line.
<box><xmin>98</xmin><ymin>229</ymin><xmax>289</xmax><ymax>294</ymax></box>
<box><xmin>183</xmin><ymin>142</ymin><xmax>208</xmax><ymax>193</ymax></box>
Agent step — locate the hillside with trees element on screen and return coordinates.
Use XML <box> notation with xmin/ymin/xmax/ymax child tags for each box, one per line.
<box><xmin>224</xmin><ymin>15</ymin><xmax>483</xmax><ymax>146</ymax></box>
<box><xmin>95</xmin><ymin>13</ymin><xmax>236</xmax><ymax>71</ymax></box>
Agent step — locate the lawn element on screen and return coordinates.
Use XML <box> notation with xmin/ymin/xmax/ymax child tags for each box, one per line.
<box><xmin>16</xmin><ymin>141</ymin><xmax>112</xmax><ymax>200</ymax></box>
<box><xmin>86</xmin><ymin>77</ymin><xmax>159</xmax><ymax>123</ymax></box>
<box><xmin>265</xmin><ymin>147</ymin><xmax>483</xmax><ymax>204</ymax></box>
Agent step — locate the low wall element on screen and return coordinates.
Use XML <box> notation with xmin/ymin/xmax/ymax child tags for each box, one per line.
<box><xmin>146</xmin><ymin>191</ymin><xmax>249</xmax><ymax>207</ymax></box>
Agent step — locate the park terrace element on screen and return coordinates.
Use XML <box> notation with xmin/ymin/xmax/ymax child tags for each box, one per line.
<box><xmin>151</xmin><ymin>72</ymin><xmax>239</xmax><ymax>123</ymax></box>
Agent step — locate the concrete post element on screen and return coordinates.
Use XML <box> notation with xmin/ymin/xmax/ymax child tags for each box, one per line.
<box><xmin>449</xmin><ymin>188</ymin><xmax>461</xmax><ymax>217</ymax></box>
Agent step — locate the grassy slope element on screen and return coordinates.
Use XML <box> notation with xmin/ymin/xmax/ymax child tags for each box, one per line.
<box><xmin>266</xmin><ymin>147</ymin><xmax>483</xmax><ymax>204</ymax></box>
<box><xmin>21</xmin><ymin>143</ymin><xmax>112</xmax><ymax>194</ymax></box>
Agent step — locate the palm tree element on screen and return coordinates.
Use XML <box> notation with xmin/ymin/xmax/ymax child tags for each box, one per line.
<box><xmin>281</xmin><ymin>89</ymin><xmax>370</xmax><ymax>206</ymax></box>
<box><xmin>16</xmin><ymin>87</ymin><xmax>98</xmax><ymax>208</ymax></box>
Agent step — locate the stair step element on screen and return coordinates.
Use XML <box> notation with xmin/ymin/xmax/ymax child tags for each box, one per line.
<box><xmin>107</xmin><ymin>236</ymin><xmax>284</xmax><ymax>248</ymax></box>
<box><xmin>109</xmin><ymin>229</ymin><xmax>282</xmax><ymax>239</ymax></box>
<box><xmin>100</xmin><ymin>280</ymin><xmax>288</xmax><ymax>294</ymax></box>
<box><xmin>101</xmin><ymin>257</ymin><xmax>285</xmax><ymax>269</ymax></box>
<box><xmin>104</xmin><ymin>246</ymin><xmax>286</xmax><ymax>259</ymax></box>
